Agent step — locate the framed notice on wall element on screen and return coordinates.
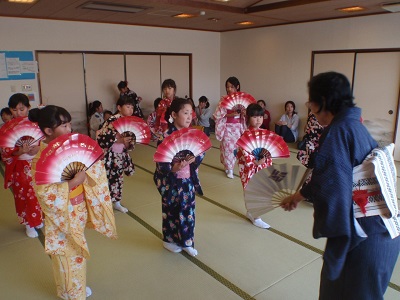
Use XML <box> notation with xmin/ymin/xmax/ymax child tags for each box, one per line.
<box><xmin>0</xmin><ymin>51</ymin><xmax>37</xmax><ymax>81</ymax></box>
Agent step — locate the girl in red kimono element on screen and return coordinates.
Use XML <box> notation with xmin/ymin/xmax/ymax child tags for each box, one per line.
<box><xmin>152</xmin><ymin>79</ymin><xmax>177</xmax><ymax>137</ymax></box>
<box><xmin>2</xmin><ymin>93</ymin><xmax>43</xmax><ymax>238</ymax></box>
<box><xmin>237</xmin><ymin>103</ymin><xmax>272</xmax><ymax>229</ymax></box>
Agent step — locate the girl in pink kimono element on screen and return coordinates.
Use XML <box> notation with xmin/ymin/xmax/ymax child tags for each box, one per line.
<box><xmin>30</xmin><ymin>105</ymin><xmax>117</xmax><ymax>300</ymax></box>
<box><xmin>213</xmin><ymin>77</ymin><xmax>246</xmax><ymax>179</ymax></box>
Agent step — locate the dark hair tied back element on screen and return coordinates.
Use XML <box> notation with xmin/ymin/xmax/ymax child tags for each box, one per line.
<box><xmin>29</xmin><ymin>105</ymin><xmax>71</xmax><ymax>134</ymax></box>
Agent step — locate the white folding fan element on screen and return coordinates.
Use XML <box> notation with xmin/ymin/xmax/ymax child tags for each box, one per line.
<box><xmin>236</xmin><ymin>129</ymin><xmax>290</xmax><ymax>160</ymax></box>
<box><xmin>220</xmin><ymin>92</ymin><xmax>256</xmax><ymax>111</ymax></box>
<box><xmin>244</xmin><ymin>163</ymin><xmax>308</xmax><ymax>218</ymax></box>
<box><xmin>112</xmin><ymin>115</ymin><xmax>151</xmax><ymax>145</ymax></box>
<box><xmin>0</xmin><ymin>117</ymin><xmax>44</xmax><ymax>148</ymax></box>
<box><xmin>153</xmin><ymin>127</ymin><xmax>211</xmax><ymax>163</ymax></box>
<box><xmin>35</xmin><ymin>133</ymin><xmax>104</xmax><ymax>185</ymax></box>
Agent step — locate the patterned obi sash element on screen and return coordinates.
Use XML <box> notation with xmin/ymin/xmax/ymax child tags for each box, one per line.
<box><xmin>226</xmin><ymin>109</ymin><xmax>240</xmax><ymax>124</ymax></box>
<box><xmin>176</xmin><ymin>164</ymin><xmax>190</xmax><ymax>179</ymax></box>
<box><xmin>70</xmin><ymin>184</ymin><xmax>84</xmax><ymax>206</ymax></box>
<box><xmin>352</xmin><ymin>143</ymin><xmax>400</xmax><ymax>238</ymax></box>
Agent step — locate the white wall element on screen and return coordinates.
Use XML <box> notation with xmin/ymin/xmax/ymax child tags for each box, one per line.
<box><xmin>220</xmin><ymin>13</ymin><xmax>400</xmax><ymax>133</ymax></box>
<box><xmin>0</xmin><ymin>17</ymin><xmax>221</xmax><ymax>113</ymax></box>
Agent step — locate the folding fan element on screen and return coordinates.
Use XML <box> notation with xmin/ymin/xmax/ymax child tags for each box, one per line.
<box><xmin>237</xmin><ymin>130</ymin><xmax>290</xmax><ymax>160</ymax></box>
<box><xmin>153</xmin><ymin>128</ymin><xmax>211</xmax><ymax>163</ymax></box>
<box><xmin>35</xmin><ymin>133</ymin><xmax>104</xmax><ymax>185</ymax></box>
<box><xmin>244</xmin><ymin>163</ymin><xmax>308</xmax><ymax>218</ymax></box>
<box><xmin>0</xmin><ymin>117</ymin><xmax>44</xmax><ymax>148</ymax></box>
<box><xmin>112</xmin><ymin>115</ymin><xmax>151</xmax><ymax>145</ymax></box>
<box><xmin>220</xmin><ymin>92</ymin><xmax>256</xmax><ymax>111</ymax></box>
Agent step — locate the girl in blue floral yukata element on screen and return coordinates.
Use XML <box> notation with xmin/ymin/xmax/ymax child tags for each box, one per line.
<box><xmin>153</xmin><ymin>98</ymin><xmax>204</xmax><ymax>257</ymax></box>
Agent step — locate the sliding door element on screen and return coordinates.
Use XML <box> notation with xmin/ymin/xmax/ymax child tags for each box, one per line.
<box><xmin>85</xmin><ymin>54</ymin><xmax>125</xmax><ymax>114</ymax></box>
<box><xmin>37</xmin><ymin>52</ymin><xmax>87</xmax><ymax>134</ymax></box>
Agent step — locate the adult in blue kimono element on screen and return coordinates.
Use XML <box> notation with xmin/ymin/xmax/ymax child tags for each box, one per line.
<box><xmin>281</xmin><ymin>71</ymin><xmax>400</xmax><ymax>300</ymax></box>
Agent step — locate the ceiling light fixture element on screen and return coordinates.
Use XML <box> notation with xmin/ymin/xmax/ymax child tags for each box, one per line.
<box><xmin>173</xmin><ymin>13</ymin><xmax>197</xmax><ymax>18</ymax></box>
<box><xmin>80</xmin><ymin>1</ymin><xmax>149</xmax><ymax>14</ymax></box>
<box><xmin>208</xmin><ymin>18</ymin><xmax>220</xmax><ymax>22</ymax></box>
<box><xmin>337</xmin><ymin>6</ymin><xmax>366</xmax><ymax>12</ymax></box>
<box><xmin>8</xmin><ymin>0</ymin><xmax>37</xmax><ymax>3</ymax></box>
<box><xmin>236</xmin><ymin>21</ymin><xmax>255</xmax><ymax>26</ymax></box>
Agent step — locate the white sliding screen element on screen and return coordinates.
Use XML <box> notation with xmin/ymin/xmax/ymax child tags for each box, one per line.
<box><xmin>85</xmin><ymin>54</ymin><xmax>125</xmax><ymax>114</ymax></box>
<box><xmin>37</xmin><ymin>53</ymin><xmax>87</xmax><ymax>134</ymax></box>
<box><xmin>353</xmin><ymin>52</ymin><xmax>400</xmax><ymax>155</ymax></box>
<box><xmin>126</xmin><ymin>55</ymin><xmax>161</xmax><ymax>117</ymax></box>
<box><xmin>161</xmin><ymin>55</ymin><xmax>190</xmax><ymax>99</ymax></box>
<box><xmin>313</xmin><ymin>53</ymin><xmax>355</xmax><ymax>85</ymax></box>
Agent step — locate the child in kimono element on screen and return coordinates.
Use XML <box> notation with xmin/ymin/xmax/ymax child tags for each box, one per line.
<box><xmin>151</xmin><ymin>79</ymin><xmax>177</xmax><ymax>136</ymax></box>
<box><xmin>236</xmin><ymin>103</ymin><xmax>272</xmax><ymax>229</ymax></box>
<box><xmin>30</xmin><ymin>105</ymin><xmax>117</xmax><ymax>300</ymax></box>
<box><xmin>2</xmin><ymin>93</ymin><xmax>43</xmax><ymax>238</ymax></box>
<box><xmin>213</xmin><ymin>76</ymin><xmax>246</xmax><ymax>179</ymax></box>
<box><xmin>97</xmin><ymin>95</ymin><xmax>136</xmax><ymax>213</ymax></box>
<box><xmin>153</xmin><ymin>98</ymin><xmax>204</xmax><ymax>257</ymax></box>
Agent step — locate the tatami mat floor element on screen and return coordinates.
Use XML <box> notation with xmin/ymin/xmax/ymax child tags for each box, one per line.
<box><xmin>0</xmin><ymin>134</ymin><xmax>399</xmax><ymax>300</ymax></box>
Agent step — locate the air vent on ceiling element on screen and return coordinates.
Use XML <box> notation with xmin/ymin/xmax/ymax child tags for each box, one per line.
<box><xmin>80</xmin><ymin>1</ymin><xmax>150</xmax><ymax>13</ymax></box>
<box><xmin>381</xmin><ymin>2</ymin><xmax>400</xmax><ymax>12</ymax></box>
<box><xmin>147</xmin><ymin>10</ymin><xmax>183</xmax><ymax>17</ymax></box>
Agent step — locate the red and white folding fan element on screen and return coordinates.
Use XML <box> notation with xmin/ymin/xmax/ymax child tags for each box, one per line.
<box><xmin>220</xmin><ymin>92</ymin><xmax>256</xmax><ymax>111</ymax></box>
<box><xmin>35</xmin><ymin>133</ymin><xmax>104</xmax><ymax>185</ymax></box>
<box><xmin>153</xmin><ymin>128</ymin><xmax>211</xmax><ymax>163</ymax></box>
<box><xmin>0</xmin><ymin>117</ymin><xmax>44</xmax><ymax>148</ymax></box>
<box><xmin>112</xmin><ymin>116</ymin><xmax>151</xmax><ymax>145</ymax></box>
<box><xmin>244</xmin><ymin>163</ymin><xmax>308</xmax><ymax>219</ymax></box>
<box><xmin>236</xmin><ymin>129</ymin><xmax>290</xmax><ymax>160</ymax></box>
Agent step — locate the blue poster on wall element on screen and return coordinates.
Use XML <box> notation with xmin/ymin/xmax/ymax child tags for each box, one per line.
<box><xmin>0</xmin><ymin>51</ymin><xmax>36</xmax><ymax>81</ymax></box>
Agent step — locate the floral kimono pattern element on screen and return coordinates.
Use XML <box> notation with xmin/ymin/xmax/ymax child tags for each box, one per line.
<box><xmin>2</xmin><ymin>145</ymin><xmax>42</xmax><ymax>227</ymax></box>
<box><xmin>153</xmin><ymin>126</ymin><xmax>204</xmax><ymax>248</ymax></box>
<box><xmin>32</xmin><ymin>143</ymin><xmax>117</xmax><ymax>300</ymax></box>
<box><xmin>213</xmin><ymin>103</ymin><xmax>246</xmax><ymax>170</ymax></box>
<box><xmin>97</xmin><ymin>114</ymin><xmax>135</xmax><ymax>203</ymax></box>
<box><xmin>236</xmin><ymin>128</ymin><xmax>272</xmax><ymax>189</ymax></box>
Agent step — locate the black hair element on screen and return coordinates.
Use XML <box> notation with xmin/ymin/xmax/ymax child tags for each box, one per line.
<box><xmin>1</xmin><ymin>107</ymin><xmax>12</xmax><ymax>116</ymax></box>
<box><xmin>117</xmin><ymin>81</ymin><xmax>128</xmax><ymax>90</ymax></box>
<box><xmin>153</xmin><ymin>97</ymin><xmax>162</xmax><ymax>110</ymax></box>
<box><xmin>103</xmin><ymin>110</ymin><xmax>112</xmax><ymax>116</ymax></box>
<box><xmin>28</xmin><ymin>105</ymin><xmax>71</xmax><ymax>134</ymax></box>
<box><xmin>116</xmin><ymin>94</ymin><xmax>134</xmax><ymax>108</ymax></box>
<box><xmin>187</xmin><ymin>97</ymin><xmax>195</xmax><ymax>110</ymax></box>
<box><xmin>198</xmin><ymin>96</ymin><xmax>210</xmax><ymax>108</ymax></box>
<box><xmin>161</xmin><ymin>79</ymin><xmax>176</xmax><ymax>91</ymax></box>
<box><xmin>246</xmin><ymin>103</ymin><xmax>264</xmax><ymax>118</ymax></box>
<box><xmin>308</xmin><ymin>71</ymin><xmax>354</xmax><ymax>115</ymax></box>
<box><xmin>8</xmin><ymin>93</ymin><xmax>30</xmax><ymax>109</ymax></box>
<box><xmin>88</xmin><ymin>100</ymin><xmax>102</xmax><ymax>117</ymax></box>
<box><xmin>165</xmin><ymin>98</ymin><xmax>192</xmax><ymax>124</ymax></box>
<box><xmin>257</xmin><ymin>99</ymin><xmax>266</xmax><ymax>106</ymax></box>
<box><xmin>284</xmin><ymin>100</ymin><xmax>297</xmax><ymax>115</ymax></box>
<box><xmin>225</xmin><ymin>77</ymin><xmax>240</xmax><ymax>92</ymax></box>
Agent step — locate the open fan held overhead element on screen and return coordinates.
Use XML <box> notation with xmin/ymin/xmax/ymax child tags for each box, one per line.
<box><xmin>0</xmin><ymin>117</ymin><xmax>44</xmax><ymax>148</ymax></box>
<box><xmin>237</xmin><ymin>129</ymin><xmax>290</xmax><ymax>160</ymax></box>
<box><xmin>244</xmin><ymin>163</ymin><xmax>308</xmax><ymax>219</ymax></box>
<box><xmin>153</xmin><ymin>127</ymin><xmax>211</xmax><ymax>163</ymax></box>
<box><xmin>34</xmin><ymin>133</ymin><xmax>104</xmax><ymax>185</ymax></box>
<box><xmin>220</xmin><ymin>92</ymin><xmax>256</xmax><ymax>111</ymax></box>
<box><xmin>112</xmin><ymin>115</ymin><xmax>151</xmax><ymax>145</ymax></box>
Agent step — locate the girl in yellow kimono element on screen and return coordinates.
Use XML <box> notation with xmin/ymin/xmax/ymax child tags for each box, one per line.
<box><xmin>29</xmin><ymin>105</ymin><xmax>117</xmax><ymax>300</ymax></box>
